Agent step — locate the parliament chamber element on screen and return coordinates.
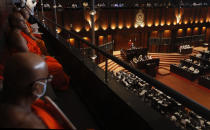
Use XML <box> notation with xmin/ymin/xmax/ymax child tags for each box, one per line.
<box><xmin>0</xmin><ymin>0</ymin><xmax>210</xmax><ymax>129</ymax></box>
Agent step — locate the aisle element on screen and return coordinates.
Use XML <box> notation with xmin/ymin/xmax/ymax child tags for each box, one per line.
<box><xmin>156</xmin><ymin>73</ymin><xmax>210</xmax><ymax>109</ymax></box>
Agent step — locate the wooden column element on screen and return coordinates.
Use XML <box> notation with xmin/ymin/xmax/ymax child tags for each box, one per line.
<box><xmin>171</xmin><ymin>29</ymin><xmax>177</xmax><ymax>52</ymax></box>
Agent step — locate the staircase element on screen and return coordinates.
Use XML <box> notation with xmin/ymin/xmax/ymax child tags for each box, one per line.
<box><xmin>98</xmin><ymin>50</ymin><xmax>200</xmax><ymax>72</ymax></box>
<box><xmin>149</xmin><ymin>53</ymin><xmax>190</xmax><ymax>69</ymax></box>
<box><xmin>149</xmin><ymin>49</ymin><xmax>199</xmax><ymax>69</ymax></box>
<box><xmin>98</xmin><ymin>52</ymin><xmax>128</xmax><ymax>72</ymax></box>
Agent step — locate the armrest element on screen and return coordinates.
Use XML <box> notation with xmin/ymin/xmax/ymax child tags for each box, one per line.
<box><xmin>44</xmin><ymin>96</ymin><xmax>77</xmax><ymax>130</ymax></box>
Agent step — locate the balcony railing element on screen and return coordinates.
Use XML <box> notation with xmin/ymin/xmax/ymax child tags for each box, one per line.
<box><xmin>35</xmin><ymin>9</ymin><xmax>210</xmax><ymax>121</ymax></box>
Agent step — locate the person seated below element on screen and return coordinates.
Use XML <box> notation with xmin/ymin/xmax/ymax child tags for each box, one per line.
<box><xmin>0</xmin><ymin>52</ymin><xmax>66</xmax><ymax>128</ymax></box>
<box><xmin>7</xmin><ymin>12</ymin><xmax>69</xmax><ymax>91</ymax></box>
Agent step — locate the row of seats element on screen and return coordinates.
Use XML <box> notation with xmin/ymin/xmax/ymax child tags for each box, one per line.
<box><xmin>170</xmin><ymin>50</ymin><xmax>210</xmax><ymax>87</ymax></box>
<box><xmin>0</xmin><ymin>2</ymin><xmax>76</xmax><ymax>129</ymax></box>
<box><xmin>112</xmin><ymin>71</ymin><xmax>210</xmax><ymax>129</ymax></box>
<box><xmin>121</xmin><ymin>45</ymin><xmax>159</xmax><ymax>77</ymax></box>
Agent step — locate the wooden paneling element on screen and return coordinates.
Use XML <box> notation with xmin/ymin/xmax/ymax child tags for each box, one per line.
<box><xmin>190</xmin><ymin>8</ymin><xmax>196</xmax><ymax>23</ymax></box>
<box><xmin>200</xmin><ymin>7</ymin><xmax>207</xmax><ymax>23</ymax></box>
<box><xmin>98</xmin><ymin>36</ymin><xmax>104</xmax><ymax>45</ymax></box>
<box><xmin>100</xmin><ymin>10</ymin><xmax>108</xmax><ymax>31</ymax></box>
<box><xmin>63</xmin><ymin>10</ymin><xmax>71</xmax><ymax>30</ymax></box>
<box><xmin>186</xmin><ymin>28</ymin><xmax>192</xmax><ymax>36</ymax></box>
<box><xmin>206</xmin><ymin>27</ymin><xmax>210</xmax><ymax>43</ymax></box>
<box><xmin>201</xmin><ymin>27</ymin><xmax>206</xmax><ymax>34</ymax></box>
<box><xmin>72</xmin><ymin>10</ymin><xmax>83</xmax><ymax>32</ymax></box>
<box><xmin>108</xmin><ymin>35</ymin><xmax>112</xmax><ymax>42</ymax></box>
<box><xmin>183</xmin><ymin>8</ymin><xmax>191</xmax><ymax>24</ymax></box>
<box><xmin>154</xmin><ymin>8</ymin><xmax>161</xmax><ymax>26</ymax></box>
<box><xmin>57</xmin><ymin>11</ymin><xmax>64</xmax><ymax>27</ymax></box>
<box><xmin>42</xmin><ymin>7</ymin><xmax>210</xmax><ymax>32</ymax></box>
<box><xmin>69</xmin><ymin>38</ymin><xmax>75</xmax><ymax>46</ymax></box>
<box><xmin>177</xmin><ymin>29</ymin><xmax>183</xmax><ymax>37</ymax></box>
<box><xmin>207</xmin><ymin>7</ymin><xmax>210</xmax><ymax>22</ymax></box>
<box><xmin>163</xmin><ymin>30</ymin><xmax>171</xmax><ymax>38</ymax></box>
<box><xmin>194</xmin><ymin>7</ymin><xmax>200</xmax><ymax>24</ymax></box>
<box><xmin>39</xmin><ymin>7</ymin><xmax>210</xmax><ymax>52</ymax></box>
<box><xmin>193</xmin><ymin>27</ymin><xmax>199</xmax><ymax>35</ymax></box>
<box><xmin>114</xmin><ymin>31</ymin><xmax>130</xmax><ymax>50</ymax></box>
<box><xmin>146</xmin><ymin>8</ymin><xmax>154</xmax><ymax>27</ymax></box>
<box><xmin>117</xmin><ymin>9</ymin><xmax>124</xmax><ymax>29</ymax></box>
<box><xmin>83</xmin><ymin>37</ymin><xmax>90</xmax><ymax>48</ymax></box>
<box><xmin>160</xmin><ymin>8</ymin><xmax>166</xmax><ymax>26</ymax></box>
<box><xmin>151</xmin><ymin>31</ymin><xmax>159</xmax><ymax>38</ymax></box>
<box><xmin>165</xmin><ymin>8</ymin><xmax>173</xmax><ymax>26</ymax></box>
<box><xmin>125</xmin><ymin>10</ymin><xmax>132</xmax><ymax>29</ymax></box>
<box><xmin>110</xmin><ymin>10</ymin><xmax>117</xmax><ymax>30</ymax></box>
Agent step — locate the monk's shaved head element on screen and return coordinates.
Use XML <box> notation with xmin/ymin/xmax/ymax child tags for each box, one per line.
<box><xmin>20</xmin><ymin>8</ymin><xmax>30</xmax><ymax>20</ymax></box>
<box><xmin>8</xmin><ymin>11</ymin><xmax>27</xmax><ymax>31</ymax></box>
<box><xmin>3</xmin><ymin>52</ymin><xmax>48</xmax><ymax>94</ymax></box>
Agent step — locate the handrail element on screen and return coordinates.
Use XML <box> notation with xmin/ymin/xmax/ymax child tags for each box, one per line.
<box><xmin>36</xmin><ymin>16</ymin><xmax>210</xmax><ymax>120</ymax></box>
<box><xmin>44</xmin><ymin>96</ymin><xmax>77</xmax><ymax>130</ymax></box>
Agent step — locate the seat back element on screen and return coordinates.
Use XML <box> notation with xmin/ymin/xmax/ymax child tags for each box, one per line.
<box><xmin>44</xmin><ymin>96</ymin><xmax>77</xmax><ymax>130</ymax></box>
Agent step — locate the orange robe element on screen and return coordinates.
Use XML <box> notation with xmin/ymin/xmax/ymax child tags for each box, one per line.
<box><xmin>20</xmin><ymin>32</ymin><xmax>69</xmax><ymax>90</ymax></box>
<box><xmin>128</xmin><ymin>40</ymin><xmax>132</xmax><ymax>48</ymax></box>
<box><xmin>45</xmin><ymin>56</ymin><xmax>69</xmax><ymax>90</ymax></box>
<box><xmin>25</xmin><ymin>21</ymin><xmax>42</xmax><ymax>39</ymax></box>
<box><xmin>31</xmin><ymin>99</ymin><xmax>63</xmax><ymax>129</ymax></box>
<box><xmin>20</xmin><ymin>32</ymin><xmax>42</xmax><ymax>55</ymax></box>
<box><xmin>26</xmin><ymin>21</ymin><xmax>48</xmax><ymax>55</ymax></box>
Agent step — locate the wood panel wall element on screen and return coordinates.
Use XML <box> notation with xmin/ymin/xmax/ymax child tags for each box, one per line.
<box><xmin>40</xmin><ymin>7</ymin><xmax>210</xmax><ymax>51</ymax></box>
<box><xmin>206</xmin><ymin>28</ymin><xmax>210</xmax><ymax>43</ymax></box>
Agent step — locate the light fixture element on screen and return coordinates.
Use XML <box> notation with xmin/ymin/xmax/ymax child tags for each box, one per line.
<box><xmin>176</xmin><ymin>14</ymin><xmax>181</xmax><ymax>24</ymax></box>
<box><xmin>56</xmin><ymin>27</ymin><xmax>61</xmax><ymax>34</ymax></box>
<box><xmin>90</xmin><ymin>10</ymin><xmax>96</xmax><ymax>16</ymax></box>
<box><xmin>83</xmin><ymin>2</ymin><xmax>88</xmax><ymax>7</ymax></box>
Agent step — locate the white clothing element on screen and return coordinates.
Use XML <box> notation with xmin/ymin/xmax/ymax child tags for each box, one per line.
<box><xmin>26</xmin><ymin>0</ymin><xmax>37</xmax><ymax>15</ymax></box>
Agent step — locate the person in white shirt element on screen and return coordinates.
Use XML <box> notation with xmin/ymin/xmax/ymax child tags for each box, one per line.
<box><xmin>20</xmin><ymin>0</ymin><xmax>26</xmax><ymax>8</ymax></box>
<box><xmin>26</xmin><ymin>0</ymin><xmax>37</xmax><ymax>15</ymax></box>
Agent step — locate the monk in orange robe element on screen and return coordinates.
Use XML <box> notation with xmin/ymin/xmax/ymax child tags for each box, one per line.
<box><xmin>20</xmin><ymin>8</ymin><xmax>48</xmax><ymax>55</ymax></box>
<box><xmin>0</xmin><ymin>52</ymin><xmax>69</xmax><ymax>128</ymax></box>
<box><xmin>31</xmin><ymin>99</ymin><xmax>64</xmax><ymax>129</ymax></box>
<box><xmin>8</xmin><ymin>12</ymin><xmax>69</xmax><ymax>91</ymax></box>
<box><xmin>20</xmin><ymin>31</ymin><xmax>69</xmax><ymax>90</ymax></box>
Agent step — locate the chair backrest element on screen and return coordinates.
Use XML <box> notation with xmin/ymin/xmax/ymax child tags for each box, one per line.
<box><xmin>44</xmin><ymin>96</ymin><xmax>77</xmax><ymax>130</ymax></box>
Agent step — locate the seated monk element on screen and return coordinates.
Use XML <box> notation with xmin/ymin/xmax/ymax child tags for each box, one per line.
<box><xmin>20</xmin><ymin>8</ymin><xmax>48</xmax><ymax>55</ymax></box>
<box><xmin>0</xmin><ymin>52</ymin><xmax>71</xmax><ymax>128</ymax></box>
<box><xmin>7</xmin><ymin>12</ymin><xmax>69</xmax><ymax>90</ymax></box>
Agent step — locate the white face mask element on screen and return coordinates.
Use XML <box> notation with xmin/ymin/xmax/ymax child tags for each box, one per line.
<box><xmin>33</xmin><ymin>81</ymin><xmax>47</xmax><ymax>99</ymax></box>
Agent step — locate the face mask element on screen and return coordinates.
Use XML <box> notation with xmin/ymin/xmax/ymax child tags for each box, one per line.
<box><xmin>33</xmin><ymin>81</ymin><xmax>47</xmax><ymax>99</ymax></box>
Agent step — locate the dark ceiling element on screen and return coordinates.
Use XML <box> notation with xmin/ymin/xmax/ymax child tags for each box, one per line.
<box><xmin>38</xmin><ymin>0</ymin><xmax>209</xmax><ymax>9</ymax></box>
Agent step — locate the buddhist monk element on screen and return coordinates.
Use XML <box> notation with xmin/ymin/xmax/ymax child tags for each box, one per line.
<box><xmin>7</xmin><ymin>12</ymin><xmax>69</xmax><ymax>91</ymax></box>
<box><xmin>20</xmin><ymin>8</ymin><xmax>48</xmax><ymax>55</ymax></box>
<box><xmin>0</xmin><ymin>52</ymin><xmax>64</xmax><ymax>128</ymax></box>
